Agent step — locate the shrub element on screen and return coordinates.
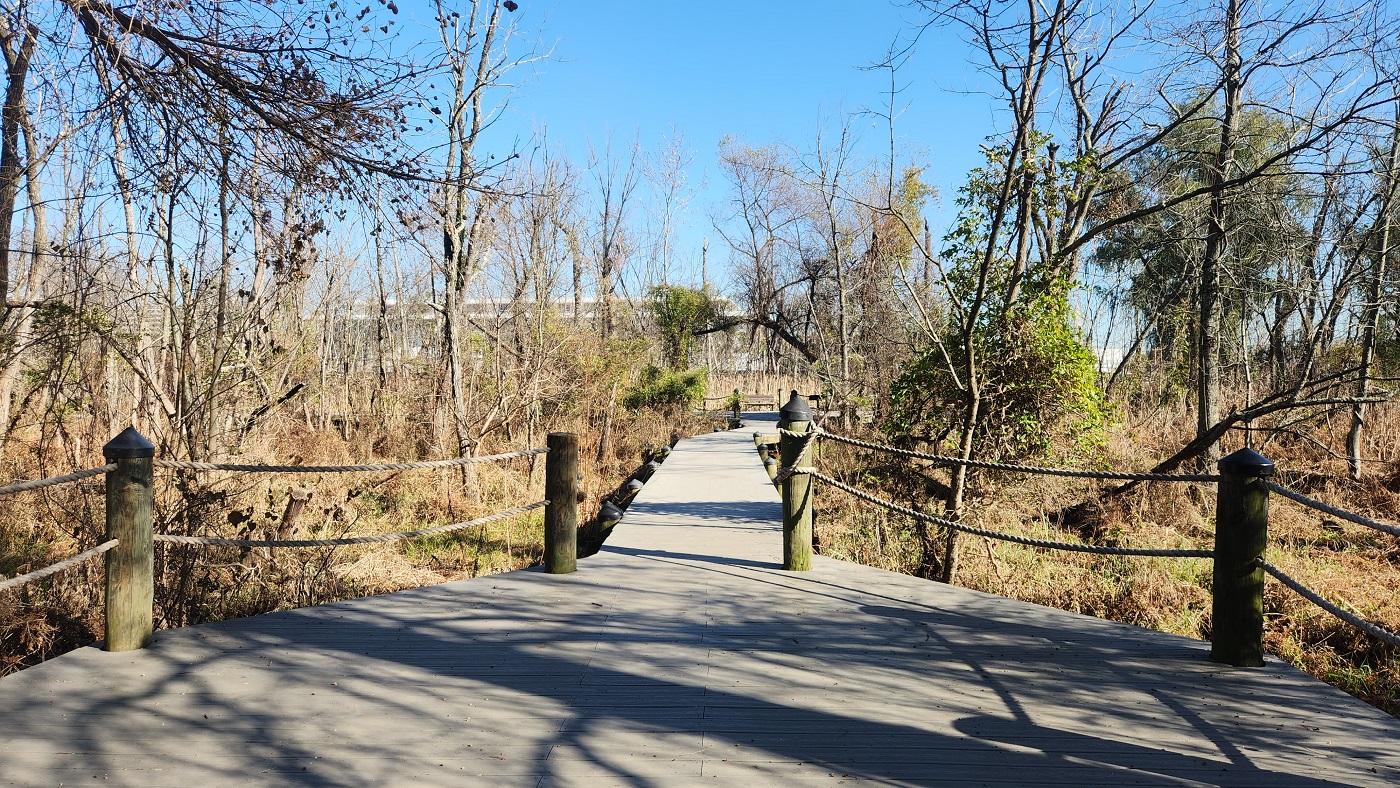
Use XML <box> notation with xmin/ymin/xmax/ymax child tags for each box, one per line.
<box><xmin>622</xmin><ymin>365</ymin><xmax>708</xmax><ymax>411</ymax></box>
<box><xmin>887</xmin><ymin>289</ymin><xmax>1107</xmax><ymax>460</ymax></box>
<box><xmin>648</xmin><ymin>285</ymin><xmax>719</xmax><ymax>370</ymax></box>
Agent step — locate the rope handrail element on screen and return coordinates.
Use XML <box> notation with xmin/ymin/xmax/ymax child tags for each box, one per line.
<box><xmin>154</xmin><ymin>448</ymin><xmax>547</xmax><ymax>474</ymax></box>
<box><xmin>0</xmin><ymin>465</ymin><xmax>116</xmax><ymax>498</ymax></box>
<box><xmin>1258</xmin><ymin>559</ymin><xmax>1400</xmax><ymax>648</ymax></box>
<box><xmin>1264</xmin><ymin>481</ymin><xmax>1400</xmax><ymax>538</ymax></box>
<box><xmin>0</xmin><ymin>540</ymin><xmax>119</xmax><ymax>593</ymax></box>
<box><xmin>810</xmin><ymin>470</ymin><xmax>1213</xmax><ymax>559</ymax></box>
<box><xmin>774</xmin><ymin>465</ymin><xmax>817</xmax><ymax>484</ymax></box>
<box><xmin>801</xmin><ymin>428</ymin><xmax>1218</xmax><ymax>482</ymax></box>
<box><xmin>153</xmin><ymin>500</ymin><xmax>548</xmax><ymax>547</ymax></box>
<box><xmin>773</xmin><ymin>426</ymin><xmax>820</xmax><ymax>484</ymax></box>
<box><xmin>779</xmin><ymin>425</ymin><xmax>1400</xmax><ymax>652</ymax></box>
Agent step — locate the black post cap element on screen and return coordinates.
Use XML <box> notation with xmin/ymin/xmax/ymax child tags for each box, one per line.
<box><xmin>626</xmin><ymin>478</ymin><xmax>644</xmax><ymax>491</ymax></box>
<box><xmin>1218</xmin><ymin>447</ymin><xmax>1275</xmax><ymax>477</ymax></box>
<box><xmin>599</xmin><ymin>500</ymin><xmax>624</xmax><ymax>523</ymax></box>
<box><xmin>103</xmin><ymin>427</ymin><xmax>155</xmax><ymax>459</ymax></box>
<box><xmin>779</xmin><ymin>390</ymin><xmax>812</xmax><ymax>423</ymax></box>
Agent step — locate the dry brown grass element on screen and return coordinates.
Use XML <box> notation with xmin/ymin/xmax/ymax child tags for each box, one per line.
<box><xmin>0</xmin><ymin>407</ymin><xmax>704</xmax><ymax>675</ymax></box>
<box><xmin>707</xmin><ymin>372</ymin><xmax>825</xmax><ymax>404</ymax></box>
<box><xmin>814</xmin><ymin>396</ymin><xmax>1400</xmax><ymax>717</ymax></box>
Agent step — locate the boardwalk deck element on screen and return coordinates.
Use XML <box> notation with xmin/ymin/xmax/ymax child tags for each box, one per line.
<box><xmin>4</xmin><ymin>416</ymin><xmax>1400</xmax><ymax>786</ymax></box>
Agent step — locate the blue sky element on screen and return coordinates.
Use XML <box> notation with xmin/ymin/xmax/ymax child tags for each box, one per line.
<box><xmin>402</xmin><ymin>1</ymin><xmax>1002</xmax><ymax>288</ymax></box>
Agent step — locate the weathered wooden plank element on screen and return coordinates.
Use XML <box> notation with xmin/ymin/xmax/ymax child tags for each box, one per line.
<box><xmin>2</xmin><ymin>417</ymin><xmax>1399</xmax><ymax>786</ymax></box>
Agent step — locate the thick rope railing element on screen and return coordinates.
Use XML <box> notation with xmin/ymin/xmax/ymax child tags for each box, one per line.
<box><xmin>1265</xmin><ymin>481</ymin><xmax>1400</xmax><ymax>538</ymax></box>
<box><xmin>1258</xmin><ymin>559</ymin><xmax>1400</xmax><ymax>648</ymax></box>
<box><xmin>0</xmin><ymin>465</ymin><xmax>116</xmax><ymax>497</ymax></box>
<box><xmin>796</xmin><ymin>428</ymin><xmax>1219</xmax><ymax>482</ymax></box>
<box><xmin>809</xmin><ymin>470</ymin><xmax>1213</xmax><ymax>559</ymax></box>
<box><xmin>153</xmin><ymin>500</ymin><xmax>548</xmax><ymax>547</ymax></box>
<box><xmin>0</xmin><ymin>539</ymin><xmax>119</xmax><ymax>593</ymax></box>
<box><xmin>773</xmin><ymin>426</ymin><xmax>820</xmax><ymax>484</ymax></box>
<box><xmin>774</xmin><ymin>465</ymin><xmax>817</xmax><ymax>484</ymax></box>
<box><xmin>779</xmin><ymin>424</ymin><xmax>1400</xmax><ymax>651</ymax></box>
<box><xmin>153</xmin><ymin>448</ymin><xmax>547</xmax><ymax>474</ymax></box>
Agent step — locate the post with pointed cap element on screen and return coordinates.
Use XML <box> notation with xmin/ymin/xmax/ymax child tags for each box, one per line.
<box><xmin>1212</xmin><ymin>447</ymin><xmax>1274</xmax><ymax>667</ymax></box>
<box><xmin>778</xmin><ymin>390</ymin><xmax>814</xmax><ymax>571</ymax></box>
<box><xmin>544</xmin><ymin>432</ymin><xmax>579</xmax><ymax>574</ymax></box>
<box><xmin>103</xmin><ymin>427</ymin><xmax>155</xmax><ymax>651</ymax></box>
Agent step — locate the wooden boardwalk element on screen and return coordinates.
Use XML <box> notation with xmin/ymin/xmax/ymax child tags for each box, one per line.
<box><xmin>4</xmin><ymin>416</ymin><xmax>1400</xmax><ymax>786</ymax></box>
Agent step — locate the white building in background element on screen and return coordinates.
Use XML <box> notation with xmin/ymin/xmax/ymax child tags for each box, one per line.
<box><xmin>1095</xmin><ymin>346</ymin><xmax>1126</xmax><ymax>375</ymax></box>
<box><xmin>328</xmin><ymin>291</ymin><xmax>779</xmax><ymax>377</ymax></box>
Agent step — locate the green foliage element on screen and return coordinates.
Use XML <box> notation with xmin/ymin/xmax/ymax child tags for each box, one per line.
<box><xmin>648</xmin><ymin>285</ymin><xmax>719</xmax><ymax>370</ymax></box>
<box><xmin>876</xmin><ymin>166</ymin><xmax>937</xmax><ymax>269</ymax></box>
<box><xmin>1091</xmin><ymin>101</ymin><xmax>1304</xmax><ymax>359</ymax></box>
<box><xmin>622</xmin><ymin>365</ymin><xmax>708</xmax><ymax>411</ymax></box>
<box><xmin>887</xmin><ymin>288</ymin><xmax>1107</xmax><ymax>458</ymax></box>
<box><xmin>723</xmin><ymin>389</ymin><xmax>742</xmax><ymax>412</ymax></box>
<box><xmin>885</xmin><ymin>138</ymin><xmax>1108</xmax><ymax>460</ymax></box>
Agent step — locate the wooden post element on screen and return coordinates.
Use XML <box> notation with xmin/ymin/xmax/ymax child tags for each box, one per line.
<box><xmin>1211</xmin><ymin>447</ymin><xmax>1273</xmax><ymax>667</ymax></box>
<box><xmin>103</xmin><ymin>427</ymin><xmax>155</xmax><ymax>651</ymax></box>
<box><xmin>544</xmin><ymin>432</ymin><xmax>578</xmax><ymax>574</ymax></box>
<box><xmin>778</xmin><ymin>390</ymin><xmax>813</xmax><ymax>571</ymax></box>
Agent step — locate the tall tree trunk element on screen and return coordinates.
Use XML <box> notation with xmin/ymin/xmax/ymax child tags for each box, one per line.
<box><xmin>942</xmin><ymin>391</ymin><xmax>979</xmax><ymax>584</ymax></box>
<box><xmin>0</xmin><ymin>24</ymin><xmax>38</xmax><ymax>440</ymax></box>
<box><xmin>0</xmin><ymin>22</ymin><xmax>36</xmax><ymax>309</ymax></box>
<box><xmin>1348</xmin><ymin>106</ymin><xmax>1399</xmax><ymax>480</ymax></box>
<box><xmin>374</xmin><ymin>221</ymin><xmax>389</xmax><ymax>405</ymax></box>
<box><xmin>567</xmin><ymin>228</ymin><xmax>584</xmax><ymax>325</ymax></box>
<box><xmin>599</xmin><ymin>254</ymin><xmax>614</xmax><ymax>340</ymax></box>
<box><xmin>111</xmin><ymin>99</ymin><xmax>150</xmax><ymax>428</ymax></box>
<box><xmin>1197</xmin><ymin>0</ymin><xmax>1243</xmax><ymax>468</ymax></box>
<box><xmin>437</xmin><ymin>0</ymin><xmax>503</xmax><ymax>458</ymax></box>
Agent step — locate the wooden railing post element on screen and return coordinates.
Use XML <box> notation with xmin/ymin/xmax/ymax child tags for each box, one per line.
<box><xmin>778</xmin><ymin>390</ymin><xmax>813</xmax><ymax>571</ymax></box>
<box><xmin>1212</xmin><ymin>447</ymin><xmax>1274</xmax><ymax>667</ymax></box>
<box><xmin>544</xmin><ymin>432</ymin><xmax>578</xmax><ymax>574</ymax></box>
<box><xmin>103</xmin><ymin>427</ymin><xmax>155</xmax><ymax>651</ymax></box>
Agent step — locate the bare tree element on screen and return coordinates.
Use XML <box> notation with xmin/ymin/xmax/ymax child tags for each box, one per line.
<box><xmin>641</xmin><ymin>127</ymin><xmax>697</xmax><ymax>288</ymax></box>
<box><xmin>1348</xmin><ymin>101</ymin><xmax>1399</xmax><ymax>479</ymax></box>
<box><xmin>431</xmin><ymin>0</ymin><xmax>538</xmax><ymax>458</ymax></box>
<box><xmin>585</xmin><ymin>133</ymin><xmax>641</xmax><ymax>340</ymax></box>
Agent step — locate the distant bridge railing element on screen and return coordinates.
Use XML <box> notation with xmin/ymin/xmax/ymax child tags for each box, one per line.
<box><xmin>0</xmin><ymin>428</ymin><xmax>590</xmax><ymax>654</ymax></box>
<box><xmin>763</xmin><ymin>392</ymin><xmax>1400</xmax><ymax>667</ymax></box>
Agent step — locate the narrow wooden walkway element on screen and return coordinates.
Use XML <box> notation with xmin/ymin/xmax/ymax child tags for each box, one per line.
<box><xmin>4</xmin><ymin>418</ymin><xmax>1400</xmax><ymax>786</ymax></box>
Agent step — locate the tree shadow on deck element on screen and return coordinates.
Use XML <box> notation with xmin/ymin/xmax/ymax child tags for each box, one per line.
<box><xmin>5</xmin><ymin>555</ymin><xmax>1392</xmax><ymax>786</ymax></box>
<box><xmin>604</xmin><ymin>544</ymin><xmax>777</xmax><ymax>569</ymax></box>
<box><xmin>623</xmin><ymin>499</ymin><xmax>780</xmax><ymax>527</ymax></box>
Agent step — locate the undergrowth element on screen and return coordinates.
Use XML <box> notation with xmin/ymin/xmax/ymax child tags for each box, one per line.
<box><xmin>0</xmin><ymin>407</ymin><xmax>703</xmax><ymax>675</ymax></box>
<box><xmin>816</xmin><ymin>397</ymin><xmax>1400</xmax><ymax>717</ymax></box>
